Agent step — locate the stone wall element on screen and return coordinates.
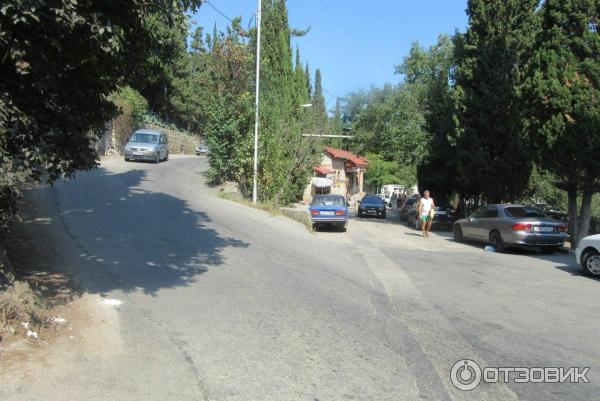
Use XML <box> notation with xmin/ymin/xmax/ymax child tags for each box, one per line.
<box><xmin>144</xmin><ymin>124</ymin><xmax>201</xmax><ymax>155</ymax></box>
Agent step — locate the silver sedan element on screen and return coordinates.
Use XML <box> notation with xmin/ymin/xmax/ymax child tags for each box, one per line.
<box><xmin>453</xmin><ymin>204</ymin><xmax>568</xmax><ymax>254</ymax></box>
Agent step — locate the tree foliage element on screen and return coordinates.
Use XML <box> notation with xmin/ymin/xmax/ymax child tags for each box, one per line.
<box><xmin>188</xmin><ymin>1</ymin><xmax>326</xmax><ymax>205</ymax></box>
<box><xmin>452</xmin><ymin>0</ymin><xmax>539</xmax><ymax>202</ymax></box>
<box><xmin>399</xmin><ymin>35</ymin><xmax>457</xmax><ymax>197</ymax></box>
<box><xmin>523</xmin><ymin>0</ymin><xmax>600</xmax><ymax>245</ymax></box>
<box><xmin>0</xmin><ymin>0</ymin><xmax>201</xmax><ymax>226</ymax></box>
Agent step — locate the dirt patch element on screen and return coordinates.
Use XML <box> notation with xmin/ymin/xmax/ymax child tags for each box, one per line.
<box><xmin>0</xmin><ymin>270</ymin><xmax>80</xmax><ymax>367</ymax></box>
<box><xmin>1</xmin><ymin>293</ymin><xmax>122</xmax><ymax>382</ymax></box>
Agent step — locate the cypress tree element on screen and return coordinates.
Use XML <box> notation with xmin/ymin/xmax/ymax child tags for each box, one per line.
<box><xmin>312</xmin><ymin>68</ymin><xmax>327</xmax><ymax>121</ymax></box>
<box><xmin>305</xmin><ymin>63</ymin><xmax>312</xmax><ymax>98</ymax></box>
<box><xmin>329</xmin><ymin>97</ymin><xmax>344</xmax><ymax>148</ymax></box>
<box><xmin>258</xmin><ymin>0</ymin><xmax>320</xmax><ymax>204</ymax></box>
<box><xmin>452</xmin><ymin>0</ymin><xmax>538</xmax><ymax>202</ymax></box>
<box><xmin>523</xmin><ymin>0</ymin><xmax>600</xmax><ymax>246</ymax></box>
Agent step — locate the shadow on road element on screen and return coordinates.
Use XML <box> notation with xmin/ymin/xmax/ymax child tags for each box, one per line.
<box><xmin>15</xmin><ymin>167</ymin><xmax>248</xmax><ymax>295</ymax></box>
<box><xmin>553</xmin><ymin>263</ymin><xmax>600</xmax><ymax>282</ymax></box>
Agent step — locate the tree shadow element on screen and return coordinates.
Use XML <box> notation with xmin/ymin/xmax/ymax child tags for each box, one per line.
<box><xmin>10</xmin><ymin>167</ymin><xmax>248</xmax><ymax>296</ymax></box>
<box><xmin>553</xmin><ymin>261</ymin><xmax>600</xmax><ymax>282</ymax></box>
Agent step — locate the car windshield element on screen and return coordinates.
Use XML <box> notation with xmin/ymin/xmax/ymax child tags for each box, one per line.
<box><xmin>131</xmin><ymin>133</ymin><xmax>159</xmax><ymax>144</ymax></box>
<box><xmin>505</xmin><ymin>206</ymin><xmax>547</xmax><ymax>218</ymax></box>
<box><xmin>312</xmin><ymin>195</ymin><xmax>344</xmax><ymax>206</ymax></box>
<box><xmin>362</xmin><ymin>196</ymin><xmax>382</xmax><ymax>203</ymax></box>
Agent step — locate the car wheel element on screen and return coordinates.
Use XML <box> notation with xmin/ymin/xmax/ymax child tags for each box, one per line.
<box><xmin>581</xmin><ymin>250</ymin><xmax>600</xmax><ymax>277</ymax></box>
<box><xmin>339</xmin><ymin>223</ymin><xmax>347</xmax><ymax>232</ymax></box>
<box><xmin>154</xmin><ymin>152</ymin><xmax>160</xmax><ymax>164</ymax></box>
<box><xmin>357</xmin><ymin>211</ymin><xmax>363</xmax><ymax>218</ymax></box>
<box><xmin>489</xmin><ymin>230</ymin><xmax>505</xmax><ymax>252</ymax></box>
<box><xmin>453</xmin><ymin>224</ymin><xmax>463</xmax><ymax>242</ymax></box>
<box><xmin>381</xmin><ymin>212</ymin><xmax>386</xmax><ymax>219</ymax></box>
<box><xmin>124</xmin><ymin>157</ymin><xmax>130</xmax><ymax>162</ymax></box>
<box><xmin>541</xmin><ymin>246</ymin><xmax>559</xmax><ymax>255</ymax></box>
<box><xmin>164</xmin><ymin>151</ymin><xmax>169</xmax><ymax>161</ymax></box>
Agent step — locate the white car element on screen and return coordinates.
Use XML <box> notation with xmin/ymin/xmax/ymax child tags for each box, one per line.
<box><xmin>195</xmin><ymin>144</ymin><xmax>208</xmax><ymax>155</ymax></box>
<box><xmin>576</xmin><ymin>234</ymin><xmax>600</xmax><ymax>277</ymax></box>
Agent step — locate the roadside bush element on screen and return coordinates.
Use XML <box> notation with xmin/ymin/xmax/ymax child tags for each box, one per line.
<box><xmin>110</xmin><ymin>86</ymin><xmax>148</xmax><ymax>148</ymax></box>
<box><xmin>0</xmin><ymin>281</ymin><xmax>43</xmax><ymax>336</ymax></box>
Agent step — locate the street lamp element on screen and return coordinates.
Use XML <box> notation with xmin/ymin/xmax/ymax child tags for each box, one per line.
<box><xmin>252</xmin><ymin>0</ymin><xmax>262</xmax><ymax>204</ymax></box>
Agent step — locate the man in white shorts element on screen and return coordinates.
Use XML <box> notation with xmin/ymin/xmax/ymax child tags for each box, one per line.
<box><xmin>417</xmin><ymin>190</ymin><xmax>435</xmax><ymax>237</ymax></box>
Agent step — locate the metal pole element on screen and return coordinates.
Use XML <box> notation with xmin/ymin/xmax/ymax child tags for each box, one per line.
<box><xmin>252</xmin><ymin>0</ymin><xmax>262</xmax><ymax>204</ymax></box>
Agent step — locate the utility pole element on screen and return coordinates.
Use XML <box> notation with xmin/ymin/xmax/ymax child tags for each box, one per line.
<box><xmin>252</xmin><ymin>0</ymin><xmax>262</xmax><ymax>204</ymax></box>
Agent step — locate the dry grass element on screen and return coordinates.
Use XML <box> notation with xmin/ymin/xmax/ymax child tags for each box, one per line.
<box><xmin>1</xmin><ymin>271</ymin><xmax>77</xmax><ymax>344</ymax></box>
<box><xmin>0</xmin><ymin>281</ymin><xmax>44</xmax><ymax>337</ymax></box>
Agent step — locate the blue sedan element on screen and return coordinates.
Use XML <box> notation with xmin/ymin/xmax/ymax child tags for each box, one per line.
<box><xmin>309</xmin><ymin>194</ymin><xmax>348</xmax><ymax>232</ymax></box>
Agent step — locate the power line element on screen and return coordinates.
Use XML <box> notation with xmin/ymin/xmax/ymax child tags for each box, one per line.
<box><xmin>315</xmin><ymin>0</ymin><xmax>389</xmax><ymax>72</ymax></box>
<box><xmin>204</xmin><ymin>0</ymin><xmax>235</xmax><ymax>24</ymax></box>
<box><xmin>322</xmin><ymin>87</ymin><xmax>339</xmax><ymax>101</ymax></box>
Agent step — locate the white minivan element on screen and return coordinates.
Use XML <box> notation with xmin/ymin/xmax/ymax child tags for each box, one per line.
<box><xmin>124</xmin><ymin>129</ymin><xmax>169</xmax><ymax>163</ymax></box>
<box><xmin>382</xmin><ymin>184</ymin><xmax>404</xmax><ymax>207</ymax></box>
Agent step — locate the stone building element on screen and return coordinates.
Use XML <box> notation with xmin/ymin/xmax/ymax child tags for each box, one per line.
<box><xmin>303</xmin><ymin>147</ymin><xmax>369</xmax><ymax>203</ymax></box>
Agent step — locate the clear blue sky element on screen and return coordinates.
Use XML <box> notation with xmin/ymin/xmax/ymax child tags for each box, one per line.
<box><xmin>193</xmin><ymin>0</ymin><xmax>468</xmax><ymax>109</ymax></box>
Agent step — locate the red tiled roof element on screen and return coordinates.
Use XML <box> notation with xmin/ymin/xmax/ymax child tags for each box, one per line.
<box><xmin>324</xmin><ymin>147</ymin><xmax>369</xmax><ymax>167</ymax></box>
<box><xmin>314</xmin><ymin>165</ymin><xmax>335</xmax><ymax>175</ymax></box>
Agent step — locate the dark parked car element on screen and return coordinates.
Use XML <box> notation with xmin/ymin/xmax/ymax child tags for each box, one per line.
<box><xmin>358</xmin><ymin>195</ymin><xmax>386</xmax><ymax>218</ymax></box>
<box><xmin>453</xmin><ymin>204</ymin><xmax>568</xmax><ymax>253</ymax></box>
<box><xmin>309</xmin><ymin>195</ymin><xmax>348</xmax><ymax>231</ymax></box>
<box><xmin>430</xmin><ymin>205</ymin><xmax>455</xmax><ymax>230</ymax></box>
<box><xmin>399</xmin><ymin>197</ymin><xmax>418</xmax><ymax>222</ymax></box>
<box><xmin>406</xmin><ymin>202</ymin><xmax>455</xmax><ymax>230</ymax></box>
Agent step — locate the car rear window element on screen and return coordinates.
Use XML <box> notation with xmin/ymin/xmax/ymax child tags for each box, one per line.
<box><xmin>505</xmin><ymin>207</ymin><xmax>547</xmax><ymax>218</ymax></box>
<box><xmin>312</xmin><ymin>195</ymin><xmax>345</xmax><ymax>206</ymax></box>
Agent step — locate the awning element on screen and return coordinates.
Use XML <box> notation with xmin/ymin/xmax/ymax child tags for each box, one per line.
<box><xmin>314</xmin><ymin>165</ymin><xmax>335</xmax><ymax>175</ymax></box>
<box><xmin>312</xmin><ymin>177</ymin><xmax>333</xmax><ymax>188</ymax></box>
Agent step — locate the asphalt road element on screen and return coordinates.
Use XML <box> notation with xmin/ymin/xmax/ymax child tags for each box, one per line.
<box><xmin>2</xmin><ymin>156</ymin><xmax>599</xmax><ymax>401</ymax></box>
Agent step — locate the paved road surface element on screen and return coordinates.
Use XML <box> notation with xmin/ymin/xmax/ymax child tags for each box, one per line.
<box><xmin>2</xmin><ymin>156</ymin><xmax>599</xmax><ymax>401</ymax></box>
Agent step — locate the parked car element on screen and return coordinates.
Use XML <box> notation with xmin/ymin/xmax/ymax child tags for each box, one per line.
<box><xmin>309</xmin><ymin>194</ymin><xmax>348</xmax><ymax>231</ymax></box>
<box><xmin>124</xmin><ymin>129</ymin><xmax>169</xmax><ymax>163</ymax></box>
<box><xmin>399</xmin><ymin>197</ymin><xmax>418</xmax><ymax>222</ymax></box>
<box><xmin>453</xmin><ymin>204</ymin><xmax>568</xmax><ymax>253</ymax></box>
<box><xmin>196</xmin><ymin>144</ymin><xmax>209</xmax><ymax>155</ymax></box>
<box><xmin>358</xmin><ymin>195</ymin><xmax>386</xmax><ymax>218</ymax></box>
<box><xmin>576</xmin><ymin>234</ymin><xmax>600</xmax><ymax>277</ymax></box>
<box><xmin>406</xmin><ymin>202</ymin><xmax>455</xmax><ymax>230</ymax></box>
<box><xmin>430</xmin><ymin>204</ymin><xmax>455</xmax><ymax>230</ymax></box>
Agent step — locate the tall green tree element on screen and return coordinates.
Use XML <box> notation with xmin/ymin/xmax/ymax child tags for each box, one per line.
<box><xmin>305</xmin><ymin>63</ymin><xmax>312</xmax><ymax>98</ymax></box>
<box><xmin>328</xmin><ymin>97</ymin><xmax>344</xmax><ymax>148</ymax></box>
<box><xmin>452</xmin><ymin>0</ymin><xmax>539</xmax><ymax>202</ymax></box>
<box><xmin>312</xmin><ymin>68</ymin><xmax>327</xmax><ymax>122</ymax></box>
<box><xmin>399</xmin><ymin>35</ymin><xmax>457</xmax><ymax>197</ymax></box>
<box><xmin>351</xmin><ymin>82</ymin><xmax>427</xmax><ymax>186</ymax></box>
<box><xmin>523</xmin><ymin>0</ymin><xmax>600</xmax><ymax>246</ymax></box>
